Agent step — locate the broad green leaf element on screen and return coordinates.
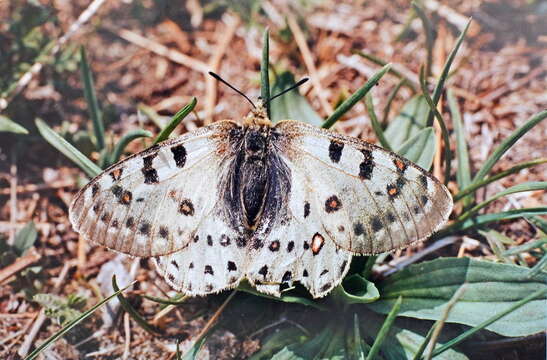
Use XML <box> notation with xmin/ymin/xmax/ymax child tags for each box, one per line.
<box><xmin>472</xmin><ymin>110</ymin><xmax>547</xmax><ymax>184</ymax></box>
<box><xmin>272</xmin><ymin>324</ymin><xmax>345</xmax><ymax>360</ymax></box>
<box><xmin>261</xmin><ymin>28</ymin><xmax>271</xmax><ymax>117</ymax></box>
<box><xmin>35</xmin><ymin>118</ymin><xmax>101</xmax><ymax>177</ymax></box>
<box><xmin>384</xmin><ymin>95</ymin><xmax>429</xmax><ymax>149</ymax></box>
<box><xmin>153</xmin><ymin>98</ymin><xmax>197</xmax><ymax>145</ymax></box>
<box><xmin>80</xmin><ymin>47</ymin><xmax>105</xmax><ymax>151</ymax></box>
<box><xmin>24</xmin><ymin>281</ymin><xmax>135</xmax><ymax>360</ymax></box>
<box><xmin>109</xmin><ymin>129</ymin><xmax>152</xmax><ymax>165</ymax></box>
<box><xmin>448</xmin><ymin>89</ymin><xmax>472</xmax><ymax>205</ymax></box>
<box><xmin>395</xmin><ymin>127</ymin><xmax>436</xmax><ymax>170</ymax></box>
<box><xmin>322</xmin><ymin>64</ymin><xmax>391</xmax><ymax>129</ymax></box>
<box><xmin>331</xmin><ymin>274</ymin><xmax>380</xmax><ymax>305</ymax></box>
<box><xmin>367</xmin><ymin>257</ymin><xmax>547</xmax><ymax>336</ymax></box>
<box><xmin>270</xmin><ymin>72</ymin><xmax>323</xmax><ymax>126</ymax></box>
<box><xmin>0</xmin><ymin>115</ymin><xmax>28</xmax><ymax>134</ymax></box>
<box><xmin>14</xmin><ymin>221</ymin><xmax>37</xmax><ymax>256</ymax></box>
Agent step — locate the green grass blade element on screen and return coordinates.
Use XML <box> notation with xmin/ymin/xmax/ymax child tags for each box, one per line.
<box><xmin>365</xmin><ymin>296</ymin><xmax>402</xmax><ymax>360</ymax></box>
<box><xmin>143</xmin><ymin>293</ymin><xmax>188</xmax><ymax>305</ymax></box>
<box><xmin>322</xmin><ymin>64</ymin><xmax>391</xmax><ymax>129</ymax></box>
<box><xmin>426</xmin><ymin>18</ymin><xmax>471</xmax><ymax>126</ymax></box>
<box><xmin>35</xmin><ymin>118</ymin><xmax>102</xmax><ymax>177</ymax></box>
<box><xmin>80</xmin><ymin>47</ymin><xmax>105</xmax><ymax>151</ymax></box>
<box><xmin>153</xmin><ymin>97</ymin><xmax>197</xmax><ymax>145</ymax></box>
<box><xmin>0</xmin><ymin>115</ymin><xmax>29</xmax><ymax>134</ymax></box>
<box><xmin>382</xmin><ymin>78</ymin><xmax>407</xmax><ymax>126</ymax></box>
<box><xmin>453</xmin><ymin>158</ymin><xmax>547</xmax><ymax>202</ymax></box>
<box><xmin>112</xmin><ymin>275</ymin><xmax>159</xmax><ymax>334</ymax></box>
<box><xmin>109</xmin><ymin>129</ymin><xmax>152</xmax><ymax>165</ymax></box>
<box><xmin>412</xmin><ymin>326</ymin><xmax>435</xmax><ymax>360</ymax></box>
<box><xmin>526</xmin><ymin>215</ymin><xmax>547</xmax><ymax>234</ymax></box>
<box><xmin>411</xmin><ymin>2</ymin><xmax>434</xmax><ymax>78</ymax></box>
<box><xmin>457</xmin><ymin>182</ymin><xmax>547</xmax><ymax>223</ymax></box>
<box><xmin>502</xmin><ymin>238</ymin><xmax>546</xmax><ymax>256</ymax></box>
<box><xmin>447</xmin><ymin>89</ymin><xmax>472</xmax><ymax>206</ymax></box>
<box><xmin>436</xmin><ymin>207</ymin><xmax>547</xmax><ymax>236</ymax></box>
<box><xmin>428</xmin><ymin>287</ymin><xmax>547</xmax><ymax>358</ymax></box>
<box><xmin>261</xmin><ymin>28</ymin><xmax>271</xmax><ymax>117</ymax></box>
<box><xmin>24</xmin><ymin>281</ymin><xmax>136</xmax><ymax>360</ymax></box>
<box><xmin>352</xmin><ymin>50</ymin><xmax>417</xmax><ymax>92</ymax></box>
<box><xmin>419</xmin><ymin>67</ymin><xmax>452</xmax><ymax>184</ymax></box>
<box><xmin>472</xmin><ymin>110</ymin><xmax>547</xmax><ymax>184</ymax></box>
<box><xmin>365</xmin><ymin>93</ymin><xmax>392</xmax><ymax>150</ymax></box>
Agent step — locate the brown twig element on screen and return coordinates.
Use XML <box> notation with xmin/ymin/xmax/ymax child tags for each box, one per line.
<box><xmin>0</xmin><ymin>180</ymin><xmax>75</xmax><ymax>195</ymax></box>
<box><xmin>0</xmin><ymin>0</ymin><xmax>109</xmax><ymax>110</ymax></box>
<box><xmin>116</xmin><ymin>28</ymin><xmax>209</xmax><ymax>73</ymax></box>
<box><xmin>0</xmin><ymin>247</ymin><xmax>41</xmax><ymax>284</ymax></box>
<box><xmin>205</xmin><ymin>15</ymin><xmax>241</xmax><ymax>124</ymax></box>
<box><xmin>287</xmin><ymin>14</ymin><xmax>333</xmax><ymax>116</ymax></box>
<box><xmin>122</xmin><ymin>313</ymin><xmax>131</xmax><ymax>360</ymax></box>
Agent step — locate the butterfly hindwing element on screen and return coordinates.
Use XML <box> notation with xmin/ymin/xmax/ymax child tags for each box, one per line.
<box><xmin>273</xmin><ymin>120</ymin><xmax>453</xmax><ymax>255</ymax></box>
<box><xmin>69</xmin><ymin>121</ymin><xmax>241</xmax><ymax>257</ymax></box>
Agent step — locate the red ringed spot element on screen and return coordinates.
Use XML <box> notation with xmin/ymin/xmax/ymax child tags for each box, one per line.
<box><xmin>109</xmin><ymin>168</ymin><xmax>123</xmax><ymax>181</ymax></box>
<box><xmin>387</xmin><ymin>184</ymin><xmax>399</xmax><ymax>199</ymax></box>
<box><xmin>393</xmin><ymin>159</ymin><xmax>407</xmax><ymax>173</ymax></box>
<box><xmin>325</xmin><ymin>195</ymin><xmax>342</xmax><ymax>213</ymax></box>
<box><xmin>311</xmin><ymin>233</ymin><xmax>325</xmax><ymax>255</ymax></box>
<box><xmin>179</xmin><ymin>199</ymin><xmax>195</xmax><ymax>216</ymax></box>
<box><xmin>268</xmin><ymin>240</ymin><xmax>280</xmax><ymax>252</ymax></box>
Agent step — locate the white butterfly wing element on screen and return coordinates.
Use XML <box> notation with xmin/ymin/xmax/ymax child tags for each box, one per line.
<box><xmin>246</xmin><ymin>158</ymin><xmax>352</xmax><ymax>298</ymax></box>
<box><xmin>69</xmin><ymin>121</ymin><xmax>241</xmax><ymax>258</ymax></box>
<box><xmin>273</xmin><ymin>120</ymin><xmax>453</xmax><ymax>255</ymax></box>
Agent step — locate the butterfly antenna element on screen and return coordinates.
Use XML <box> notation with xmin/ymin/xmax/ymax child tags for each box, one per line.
<box><xmin>208</xmin><ymin>71</ymin><xmax>256</xmax><ymax>109</ymax></box>
<box><xmin>266</xmin><ymin>78</ymin><xmax>309</xmax><ymax>104</ymax></box>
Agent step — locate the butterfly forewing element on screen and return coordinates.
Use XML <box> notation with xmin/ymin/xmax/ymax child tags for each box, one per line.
<box><xmin>69</xmin><ymin>121</ymin><xmax>241</xmax><ymax>257</ymax></box>
<box><xmin>273</xmin><ymin>120</ymin><xmax>453</xmax><ymax>255</ymax></box>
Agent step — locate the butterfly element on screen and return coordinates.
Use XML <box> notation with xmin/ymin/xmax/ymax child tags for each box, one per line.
<box><xmin>69</xmin><ymin>75</ymin><xmax>453</xmax><ymax>298</ymax></box>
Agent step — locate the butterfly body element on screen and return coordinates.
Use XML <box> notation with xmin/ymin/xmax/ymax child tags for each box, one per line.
<box><xmin>69</xmin><ymin>105</ymin><xmax>452</xmax><ymax>298</ymax></box>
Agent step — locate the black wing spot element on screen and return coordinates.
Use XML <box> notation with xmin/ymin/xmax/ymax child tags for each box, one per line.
<box><xmin>220</xmin><ymin>234</ymin><xmax>231</xmax><ymax>246</ymax></box>
<box><xmin>419</xmin><ymin>174</ymin><xmax>429</xmax><ymax>189</ymax></box>
<box><xmin>320</xmin><ymin>269</ymin><xmax>329</xmax><ymax>276</ymax></box>
<box><xmin>204</xmin><ymin>265</ymin><xmax>214</xmax><ymax>275</ymax></box>
<box><xmin>304</xmin><ymin>202</ymin><xmax>310</xmax><ymax>218</ymax></box>
<box><xmin>287</xmin><ymin>241</ymin><xmax>295</xmax><ymax>252</ymax></box>
<box><xmin>325</xmin><ymin>195</ymin><xmax>342</xmax><ymax>213</ymax></box>
<box><xmin>354</xmin><ymin>222</ymin><xmax>365</xmax><ymax>236</ymax></box>
<box><xmin>328</xmin><ymin>140</ymin><xmax>344</xmax><ymax>163</ymax></box>
<box><xmin>282</xmin><ymin>271</ymin><xmax>292</xmax><ymax>282</ymax></box>
<box><xmin>189</xmin><ymin>262</ymin><xmax>194</xmax><ymax>269</ymax></box>
<box><xmin>193</xmin><ymin>235</ymin><xmax>199</xmax><ymax>243</ymax></box>
<box><xmin>170</xmin><ymin>144</ymin><xmax>187</xmax><ymax>168</ymax></box>
<box><xmin>371</xmin><ymin>217</ymin><xmax>383</xmax><ymax>232</ymax></box>
<box><xmin>227</xmin><ymin>261</ymin><xmax>237</xmax><ymax>271</ymax></box>
<box><xmin>126</xmin><ymin>217</ymin><xmax>135</xmax><ymax>229</ymax></box>
<box><xmin>111</xmin><ymin>219</ymin><xmax>119</xmax><ymax>228</ymax></box>
<box><xmin>142</xmin><ymin>154</ymin><xmax>159</xmax><ymax>184</ymax></box>
<box><xmin>413</xmin><ymin>205</ymin><xmax>421</xmax><ymax>214</ymax></box>
<box><xmin>91</xmin><ymin>183</ymin><xmax>100</xmax><ymax>197</ymax></box>
<box><xmin>171</xmin><ymin>260</ymin><xmax>179</xmax><ymax>269</ymax></box>
<box><xmin>207</xmin><ymin>235</ymin><xmax>213</xmax><ymax>246</ymax></box>
<box><xmin>303</xmin><ymin>269</ymin><xmax>309</xmax><ymax>277</ymax></box>
<box><xmin>386</xmin><ymin>212</ymin><xmax>396</xmax><ymax>223</ymax></box>
<box><xmin>258</xmin><ymin>265</ymin><xmax>268</xmax><ymax>277</ymax></box>
<box><xmin>303</xmin><ymin>241</ymin><xmax>310</xmax><ymax>250</ymax></box>
<box><xmin>421</xmin><ymin>195</ymin><xmax>429</xmax><ymax>205</ymax></box>
<box><xmin>321</xmin><ymin>283</ymin><xmax>332</xmax><ymax>292</ymax></box>
<box><xmin>159</xmin><ymin>226</ymin><xmax>169</xmax><ymax>239</ymax></box>
<box><xmin>100</xmin><ymin>212</ymin><xmax>111</xmax><ymax>223</ymax></box>
<box><xmin>359</xmin><ymin>149</ymin><xmax>374</xmax><ymax>180</ymax></box>
<box><xmin>139</xmin><ymin>222</ymin><xmax>151</xmax><ymax>235</ymax></box>
<box><xmin>168</xmin><ymin>274</ymin><xmax>175</xmax><ymax>282</ymax></box>
<box><xmin>252</xmin><ymin>238</ymin><xmax>264</xmax><ymax>249</ymax></box>
<box><xmin>236</xmin><ymin>237</ymin><xmax>247</xmax><ymax>248</ymax></box>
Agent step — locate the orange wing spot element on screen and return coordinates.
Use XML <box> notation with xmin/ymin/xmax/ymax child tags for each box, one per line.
<box><xmin>388</xmin><ymin>187</ymin><xmax>398</xmax><ymax>196</ymax></box>
<box><xmin>394</xmin><ymin>159</ymin><xmax>406</xmax><ymax>171</ymax></box>
<box><xmin>121</xmin><ymin>191</ymin><xmax>132</xmax><ymax>204</ymax></box>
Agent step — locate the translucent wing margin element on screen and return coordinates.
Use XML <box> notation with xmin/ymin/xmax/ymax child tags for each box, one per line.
<box><xmin>272</xmin><ymin>120</ymin><xmax>453</xmax><ymax>255</ymax></box>
<box><xmin>69</xmin><ymin>121</ymin><xmax>241</xmax><ymax>257</ymax></box>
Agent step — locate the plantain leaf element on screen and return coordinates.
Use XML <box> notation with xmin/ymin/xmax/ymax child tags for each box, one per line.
<box><xmin>0</xmin><ymin>115</ymin><xmax>28</xmax><ymax>134</ymax></box>
<box><xmin>14</xmin><ymin>221</ymin><xmax>37</xmax><ymax>256</ymax></box>
<box><xmin>270</xmin><ymin>72</ymin><xmax>323</xmax><ymax>126</ymax></box>
<box><xmin>367</xmin><ymin>257</ymin><xmax>547</xmax><ymax>337</ymax></box>
<box><xmin>331</xmin><ymin>274</ymin><xmax>380</xmax><ymax>305</ymax></box>
<box><xmin>35</xmin><ymin>118</ymin><xmax>101</xmax><ymax>177</ymax></box>
<box><xmin>384</xmin><ymin>95</ymin><xmax>429</xmax><ymax>149</ymax></box>
<box><xmin>395</xmin><ymin>127</ymin><xmax>436</xmax><ymax>170</ymax></box>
